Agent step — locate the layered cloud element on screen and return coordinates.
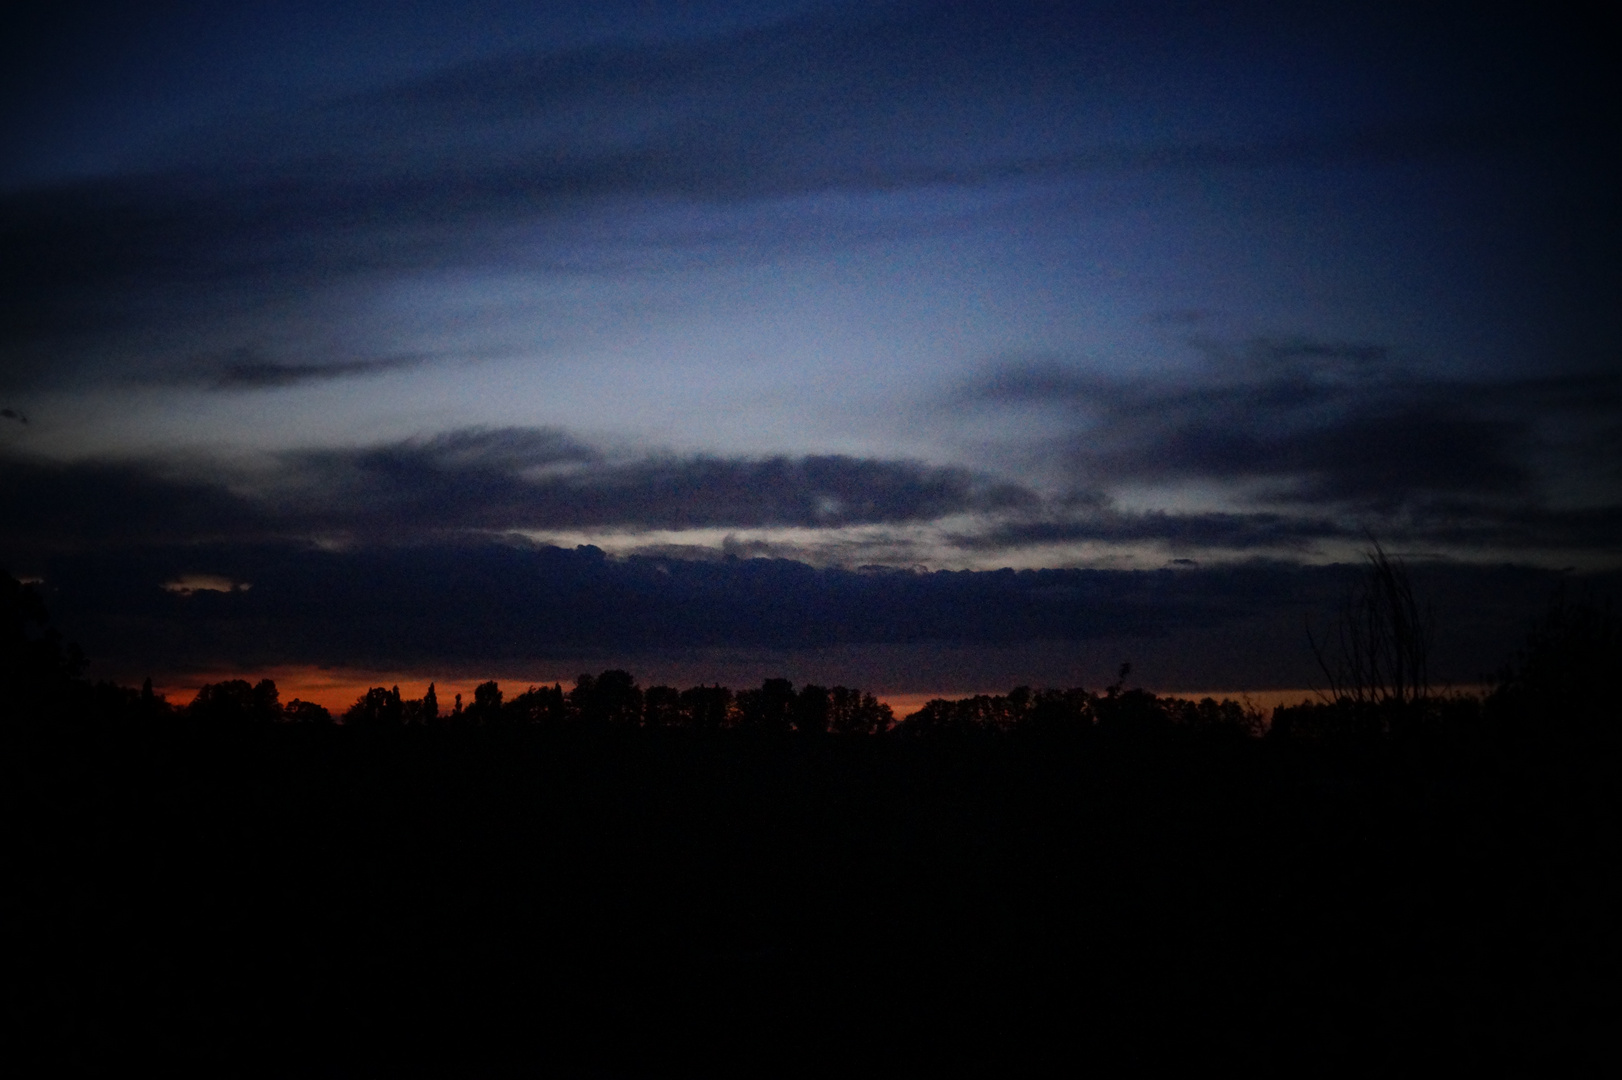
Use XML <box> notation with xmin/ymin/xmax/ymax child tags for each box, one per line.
<box><xmin>26</xmin><ymin>536</ymin><xmax>1616</xmax><ymax>694</ymax></box>
<box><xmin>3</xmin><ymin>361</ymin><xmax>1617</xmax><ymax>564</ymax></box>
<box><xmin>6</xmin><ymin>366</ymin><xmax>1615</xmax><ymax>688</ymax></box>
<box><xmin>4</xmin><ymin>1</ymin><xmax>1612</xmax><ymax>391</ymax></box>
<box><xmin>204</xmin><ymin>350</ymin><xmax>426</xmax><ymax>389</ymax></box>
<box><xmin>3</xmin><ymin>1</ymin><xmax>1617</xmax><ymax>695</ymax></box>
<box><xmin>956</xmin><ymin>342</ymin><xmax>1622</xmax><ymax>559</ymax></box>
<box><xmin>0</xmin><ymin>428</ymin><xmax>1032</xmax><ymax>553</ymax></box>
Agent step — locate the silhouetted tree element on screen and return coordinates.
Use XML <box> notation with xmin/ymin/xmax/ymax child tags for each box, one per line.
<box><xmin>794</xmin><ymin>684</ymin><xmax>831</xmax><ymax>734</ymax></box>
<box><xmin>900</xmin><ymin>685</ymin><xmax>1038</xmax><ymax>737</ymax></box>
<box><xmin>345</xmin><ymin>685</ymin><xmax>404</xmax><ymax>726</ymax></box>
<box><xmin>465</xmin><ymin>680</ymin><xmax>504</xmax><ymax>724</ymax></box>
<box><xmin>827</xmin><ymin>686</ymin><xmax>894</xmax><ymax>735</ymax></box>
<box><xmin>736</xmin><ymin>678</ymin><xmax>795</xmax><ymax>732</ymax></box>
<box><xmin>2</xmin><ymin>571</ymin><xmax>83</xmax><ymax>718</ymax></box>
<box><xmin>568</xmin><ymin>673</ymin><xmax>595</xmax><ymax>715</ymax></box>
<box><xmin>283</xmin><ymin>698</ymin><xmax>333</xmax><ymax>723</ymax></box>
<box><xmin>402</xmin><ymin>683</ymin><xmax>439</xmax><ymax>725</ymax></box>
<box><xmin>894</xmin><ymin>672</ymin><xmax>1258</xmax><ymax>742</ymax></box>
<box><xmin>1165</xmin><ymin>695</ymin><xmax>1263</xmax><ymax>738</ymax></box>
<box><xmin>1093</xmin><ymin>687</ymin><xmax>1167</xmax><ymax>735</ymax></box>
<box><xmin>1023</xmin><ymin>687</ymin><xmax>1094</xmax><ymax>735</ymax></box>
<box><xmin>189</xmin><ymin>678</ymin><xmax>282</xmax><ymax>723</ymax></box>
<box><xmin>677</xmin><ymin>684</ymin><xmax>732</xmax><ymax>732</ymax></box>
<box><xmin>506</xmin><ymin>683</ymin><xmax>568</xmax><ymax>725</ymax></box>
<box><xmin>643</xmin><ymin>685</ymin><xmax>682</xmax><ymax>728</ymax></box>
<box><xmin>1268</xmin><ymin>696</ymin><xmax>1383</xmax><ymax>742</ymax></box>
<box><xmin>136</xmin><ymin>676</ymin><xmax>172</xmax><ymax>718</ymax></box>
<box><xmin>570</xmin><ymin>670</ymin><xmax>642</xmax><ymax>726</ymax></box>
<box><xmin>899</xmin><ymin>694</ymin><xmax>990</xmax><ymax>737</ymax></box>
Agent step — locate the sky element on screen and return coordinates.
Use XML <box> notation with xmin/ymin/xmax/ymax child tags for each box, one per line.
<box><xmin>3</xmin><ymin>1</ymin><xmax>1618</xmax><ymax>703</ymax></box>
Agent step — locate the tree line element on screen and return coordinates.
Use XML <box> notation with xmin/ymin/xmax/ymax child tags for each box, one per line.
<box><xmin>159</xmin><ymin>666</ymin><xmax>1277</xmax><ymax>739</ymax></box>
<box><xmin>326</xmin><ymin>671</ymin><xmax>897</xmax><ymax>735</ymax></box>
<box><xmin>5</xmin><ymin>566</ymin><xmax>1617</xmax><ymax>748</ymax></box>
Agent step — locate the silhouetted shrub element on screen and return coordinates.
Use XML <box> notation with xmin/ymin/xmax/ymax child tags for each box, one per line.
<box><xmin>1308</xmin><ymin>541</ymin><xmax>1432</xmax><ymax>709</ymax></box>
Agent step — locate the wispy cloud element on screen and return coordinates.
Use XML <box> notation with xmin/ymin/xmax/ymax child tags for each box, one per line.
<box><xmin>207</xmin><ymin>352</ymin><xmax>425</xmax><ymax>390</ymax></box>
<box><xmin>966</xmin><ymin>342</ymin><xmax>1621</xmax><ymax>511</ymax></box>
<box><xmin>0</xmin><ymin>428</ymin><xmax>1033</xmax><ymax>551</ymax></box>
<box><xmin>4</xmin><ymin>406</ymin><xmax>1617</xmax><ymax>565</ymax></box>
<box><xmin>4</xmin><ymin>2</ymin><xmax>1600</xmax><ymax>391</ymax></box>
<box><xmin>950</xmin><ymin>509</ymin><xmax>1354</xmax><ymax>554</ymax></box>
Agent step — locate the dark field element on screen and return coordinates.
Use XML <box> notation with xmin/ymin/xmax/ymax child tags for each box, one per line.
<box><xmin>7</xmin><ymin>703</ymin><xmax>1614</xmax><ymax>1074</ymax></box>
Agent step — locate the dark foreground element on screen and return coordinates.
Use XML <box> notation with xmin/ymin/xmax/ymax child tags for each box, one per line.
<box><xmin>5</xmin><ymin>713</ymin><xmax>1615</xmax><ymax>1075</ymax></box>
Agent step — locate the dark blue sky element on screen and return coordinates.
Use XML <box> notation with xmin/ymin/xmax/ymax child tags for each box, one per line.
<box><xmin>2</xmin><ymin>1</ymin><xmax>1617</xmax><ymax>692</ymax></box>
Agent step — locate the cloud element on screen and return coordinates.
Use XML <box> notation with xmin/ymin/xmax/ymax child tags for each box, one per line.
<box><xmin>6</xmin><ymin>422</ymin><xmax>1617</xmax><ymax>572</ymax></box>
<box><xmin>160</xmin><ymin>574</ymin><xmax>249</xmax><ymax>596</ymax></box>
<box><xmin>0</xmin><ymin>428</ymin><xmax>1036</xmax><ymax>552</ymax></box>
<box><xmin>968</xmin><ymin>344</ymin><xmax>1622</xmax><ymax>514</ymax></box>
<box><xmin>0</xmin><ymin>454</ymin><xmax>271</xmax><ymax>551</ymax></box>
<box><xmin>5</xmin><ymin>2</ymin><xmax>1608</xmax><ymax>390</ymax></box>
<box><xmin>28</xmin><ymin>537</ymin><xmax>1621</xmax><ymax>692</ymax></box>
<box><xmin>206</xmin><ymin>352</ymin><xmax>425</xmax><ymax>389</ymax></box>
<box><xmin>943</xmin><ymin>344</ymin><xmax>1622</xmax><ymax>561</ymax></box>
<box><xmin>276</xmin><ymin>431</ymin><xmax>1034</xmax><ymax>534</ymax></box>
<box><xmin>953</xmin><ymin>509</ymin><xmax>1355</xmax><ymax>553</ymax></box>
<box><xmin>1400</xmin><ymin>500</ymin><xmax>1622</xmax><ymax>553</ymax></box>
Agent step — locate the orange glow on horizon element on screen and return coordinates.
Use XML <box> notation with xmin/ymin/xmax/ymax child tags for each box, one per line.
<box><xmin>155</xmin><ymin>667</ymin><xmax>577</xmax><ymax>715</ymax></box>
<box><xmin>156</xmin><ymin>665</ymin><xmax>1367</xmax><ymax>720</ymax></box>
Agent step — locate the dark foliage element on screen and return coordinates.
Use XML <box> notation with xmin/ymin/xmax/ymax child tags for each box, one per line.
<box><xmin>1</xmin><ymin>570</ymin><xmax>84</xmax><ymax>719</ymax></box>
<box><xmin>504</xmin><ymin>682</ymin><xmax>568</xmax><ymax>726</ymax></box>
<box><xmin>343</xmin><ymin>684</ymin><xmax>404</xmax><ymax>727</ymax></box>
<box><xmin>2</xmin><ymin>571</ymin><xmax>1616</xmax><ymax>1071</ymax></box>
<box><xmin>282</xmin><ymin>697</ymin><xmax>333</xmax><ymax>724</ymax></box>
<box><xmin>189</xmin><ymin>678</ymin><xmax>282</xmax><ymax>724</ymax></box>
<box><xmin>568</xmin><ymin>669</ymin><xmax>640</xmax><ymax>726</ymax></box>
<box><xmin>1489</xmin><ymin>592</ymin><xmax>1620</xmax><ymax>749</ymax></box>
<box><xmin>321</xmin><ymin>671</ymin><xmax>895</xmax><ymax>738</ymax></box>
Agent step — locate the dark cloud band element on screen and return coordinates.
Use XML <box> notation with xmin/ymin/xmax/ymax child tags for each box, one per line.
<box><xmin>0</xmin><ymin>431</ymin><xmax>1032</xmax><ymax>549</ymax></box>
<box><xmin>24</xmin><ymin>538</ymin><xmax>1617</xmax><ymax>693</ymax></box>
<box><xmin>4</xmin><ymin>416</ymin><xmax>1617</xmax><ymax>562</ymax></box>
<box><xmin>966</xmin><ymin>348</ymin><xmax>1622</xmax><ymax>520</ymax></box>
